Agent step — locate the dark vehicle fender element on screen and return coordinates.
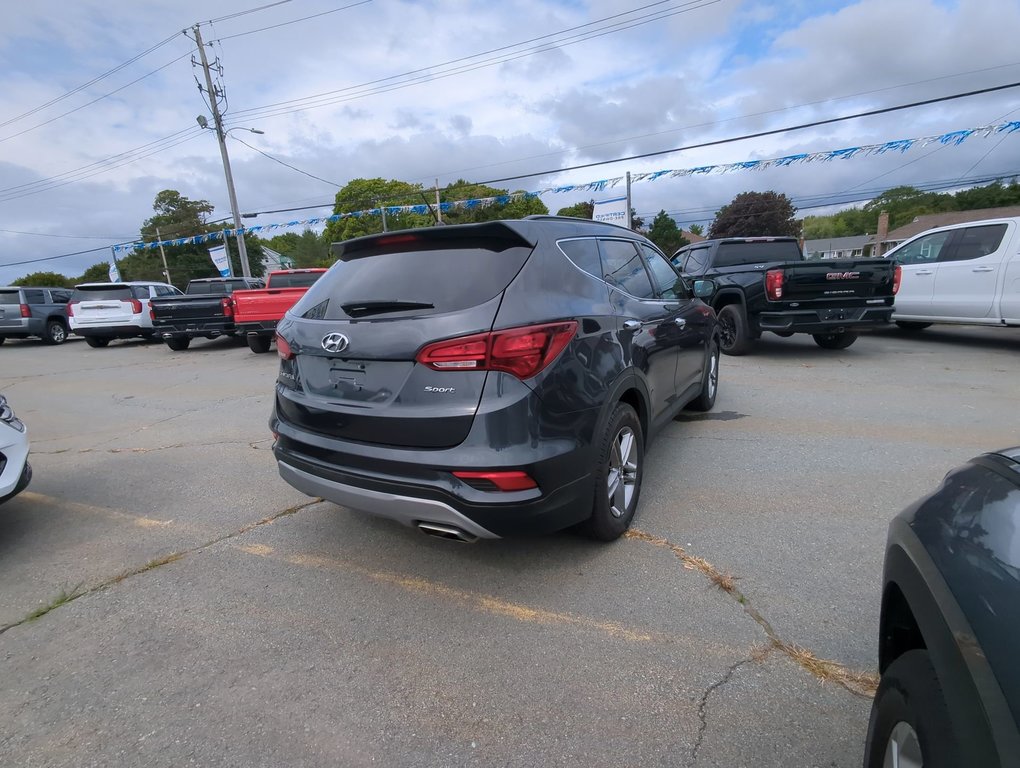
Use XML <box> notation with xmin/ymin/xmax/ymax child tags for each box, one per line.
<box><xmin>882</xmin><ymin>525</ymin><xmax>1006</xmax><ymax>765</ymax></box>
<box><xmin>710</xmin><ymin>287</ymin><xmax>747</xmax><ymax>313</ymax></box>
<box><xmin>591</xmin><ymin>370</ymin><xmax>650</xmax><ymax>447</ymax></box>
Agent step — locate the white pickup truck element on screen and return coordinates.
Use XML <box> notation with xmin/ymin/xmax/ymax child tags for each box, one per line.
<box><xmin>887</xmin><ymin>216</ymin><xmax>1020</xmax><ymax>330</ymax></box>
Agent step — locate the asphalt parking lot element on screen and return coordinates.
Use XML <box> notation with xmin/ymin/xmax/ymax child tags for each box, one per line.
<box><xmin>1</xmin><ymin>325</ymin><xmax>1018</xmax><ymax>767</ymax></box>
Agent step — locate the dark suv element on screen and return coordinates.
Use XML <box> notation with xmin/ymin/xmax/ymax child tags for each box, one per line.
<box><xmin>0</xmin><ymin>286</ymin><xmax>73</xmax><ymax>345</ymax></box>
<box><xmin>272</xmin><ymin>217</ymin><xmax>720</xmax><ymax>542</ymax></box>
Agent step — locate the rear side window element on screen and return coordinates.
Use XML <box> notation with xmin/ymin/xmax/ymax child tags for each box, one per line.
<box><xmin>0</xmin><ymin>290</ymin><xmax>20</xmax><ymax>305</ymax></box>
<box><xmin>270</xmin><ymin>272</ymin><xmax>324</xmax><ymax>288</ymax></box>
<box><xmin>682</xmin><ymin>248</ymin><xmax>710</xmax><ymax>275</ymax></box>
<box><xmin>893</xmin><ymin>231</ymin><xmax>953</xmax><ymax>265</ymax></box>
<box><xmin>132</xmin><ymin>286</ymin><xmax>151</xmax><ymax>300</ymax></box>
<box><xmin>599</xmin><ymin>239</ymin><xmax>655</xmax><ymax>299</ymax></box>
<box><xmin>51</xmin><ymin>290</ymin><xmax>72</xmax><ymax>303</ymax></box>
<box><xmin>943</xmin><ymin>224</ymin><xmax>1007</xmax><ymax>262</ymax></box>
<box><xmin>22</xmin><ymin>289</ymin><xmax>45</xmax><ymax>304</ymax></box>
<box><xmin>71</xmin><ymin>286</ymin><xmax>133</xmax><ymax>301</ymax></box>
<box><xmin>714</xmin><ymin>241</ymin><xmax>803</xmax><ymax>267</ymax></box>
<box><xmin>297</xmin><ymin>239</ymin><xmax>533</xmax><ymax>320</ymax></box>
<box><xmin>558</xmin><ymin>239</ymin><xmax>602</xmax><ymax>278</ymax></box>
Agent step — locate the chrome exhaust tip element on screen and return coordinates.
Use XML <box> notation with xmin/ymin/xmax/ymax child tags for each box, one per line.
<box><xmin>416</xmin><ymin>522</ymin><xmax>478</xmax><ymax>543</ymax></box>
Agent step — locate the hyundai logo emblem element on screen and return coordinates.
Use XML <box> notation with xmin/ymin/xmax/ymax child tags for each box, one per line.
<box><xmin>321</xmin><ymin>332</ymin><xmax>350</xmax><ymax>353</ymax></box>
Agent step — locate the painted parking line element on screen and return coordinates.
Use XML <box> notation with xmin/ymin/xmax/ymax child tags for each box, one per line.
<box><xmin>16</xmin><ymin>491</ymin><xmax>181</xmax><ymax>531</ymax></box>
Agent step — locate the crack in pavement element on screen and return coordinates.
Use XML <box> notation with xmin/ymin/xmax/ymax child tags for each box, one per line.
<box><xmin>0</xmin><ymin>497</ymin><xmax>323</xmax><ymax>637</ymax></box>
<box><xmin>689</xmin><ymin>652</ymin><xmax>765</xmax><ymax>767</ymax></box>
<box><xmin>626</xmin><ymin>528</ymin><xmax>879</xmax><ymax>699</ymax></box>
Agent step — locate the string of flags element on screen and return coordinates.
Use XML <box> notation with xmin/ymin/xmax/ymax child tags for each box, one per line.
<box><xmin>114</xmin><ymin>120</ymin><xmax>1020</xmax><ymax>253</ymax></box>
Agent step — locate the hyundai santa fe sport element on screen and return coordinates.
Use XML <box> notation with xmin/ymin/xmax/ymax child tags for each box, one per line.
<box><xmin>271</xmin><ymin>216</ymin><xmax>720</xmax><ymax>542</ymax></box>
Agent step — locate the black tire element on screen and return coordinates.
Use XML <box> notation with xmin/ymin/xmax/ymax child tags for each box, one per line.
<box><xmin>581</xmin><ymin>403</ymin><xmax>644</xmax><ymax>542</ymax></box>
<box><xmin>687</xmin><ymin>339</ymin><xmax>719</xmax><ymax>412</ymax></box>
<box><xmin>84</xmin><ymin>336</ymin><xmax>110</xmax><ymax>348</ymax></box>
<box><xmin>716</xmin><ymin>304</ymin><xmax>752</xmax><ymax>356</ymax></box>
<box><xmin>772</xmin><ymin>331</ymin><xmax>795</xmax><ymax>338</ymax></box>
<box><xmin>864</xmin><ymin>650</ymin><xmax>961</xmax><ymax>768</ymax></box>
<box><xmin>43</xmin><ymin>320</ymin><xmax>68</xmax><ymax>345</ymax></box>
<box><xmin>896</xmin><ymin>321</ymin><xmax>933</xmax><ymax>332</ymax></box>
<box><xmin>247</xmin><ymin>334</ymin><xmax>272</xmax><ymax>354</ymax></box>
<box><xmin>165</xmin><ymin>337</ymin><xmax>191</xmax><ymax>351</ymax></box>
<box><xmin>0</xmin><ymin>336</ymin><xmax>5</xmax><ymax>345</ymax></box>
<box><xmin>812</xmin><ymin>331</ymin><xmax>858</xmax><ymax>350</ymax></box>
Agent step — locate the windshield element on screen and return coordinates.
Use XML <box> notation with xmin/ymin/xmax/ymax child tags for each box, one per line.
<box><xmin>714</xmin><ymin>241</ymin><xmax>803</xmax><ymax>267</ymax></box>
<box><xmin>270</xmin><ymin>272</ymin><xmax>324</xmax><ymax>289</ymax></box>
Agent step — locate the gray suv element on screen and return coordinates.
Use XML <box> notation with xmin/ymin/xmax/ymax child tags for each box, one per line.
<box><xmin>0</xmin><ymin>287</ymin><xmax>73</xmax><ymax>345</ymax></box>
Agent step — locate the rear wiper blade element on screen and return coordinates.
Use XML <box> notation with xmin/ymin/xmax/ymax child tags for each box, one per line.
<box><xmin>340</xmin><ymin>300</ymin><xmax>435</xmax><ymax>317</ymax></box>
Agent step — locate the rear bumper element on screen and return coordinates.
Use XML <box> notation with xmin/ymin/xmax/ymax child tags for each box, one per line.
<box><xmin>72</xmin><ymin>324</ymin><xmax>150</xmax><ymax>338</ymax></box>
<box><xmin>0</xmin><ymin>431</ymin><xmax>31</xmax><ymax>504</ymax></box>
<box><xmin>271</xmin><ymin>387</ymin><xmax>600</xmax><ymax>538</ymax></box>
<box><xmin>237</xmin><ymin>321</ymin><xmax>278</xmax><ymax>336</ymax></box>
<box><xmin>153</xmin><ymin>320</ymin><xmax>236</xmax><ymax>339</ymax></box>
<box><xmin>757</xmin><ymin>305</ymin><xmax>893</xmax><ymax>333</ymax></box>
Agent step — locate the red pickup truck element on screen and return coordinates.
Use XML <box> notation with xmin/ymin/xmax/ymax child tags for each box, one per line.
<box><xmin>232</xmin><ymin>268</ymin><xmax>327</xmax><ymax>353</ymax></box>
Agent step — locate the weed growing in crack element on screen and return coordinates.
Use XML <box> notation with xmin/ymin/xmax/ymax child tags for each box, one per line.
<box><xmin>24</xmin><ymin>584</ymin><xmax>85</xmax><ymax>623</ymax></box>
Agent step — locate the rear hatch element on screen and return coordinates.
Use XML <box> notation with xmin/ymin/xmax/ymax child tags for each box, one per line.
<box><xmin>0</xmin><ymin>290</ymin><xmax>26</xmax><ymax>331</ymax></box>
<box><xmin>276</xmin><ymin>224</ymin><xmax>535</xmax><ymax>449</ymax></box>
<box><xmin>780</xmin><ymin>259</ymin><xmax>895</xmax><ymax>302</ymax></box>
<box><xmin>69</xmin><ymin>285</ymin><xmax>138</xmax><ymax>327</ymax></box>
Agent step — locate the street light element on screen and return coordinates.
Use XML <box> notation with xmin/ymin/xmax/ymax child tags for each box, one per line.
<box><xmin>194</xmin><ymin>116</ymin><xmax>264</xmax><ymax>278</ymax></box>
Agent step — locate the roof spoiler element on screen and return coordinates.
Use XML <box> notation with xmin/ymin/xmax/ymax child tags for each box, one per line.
<box><xmin>330</xmin><ymin>221</ymin><xmax>537</xmax><ymax>261</ymax></box>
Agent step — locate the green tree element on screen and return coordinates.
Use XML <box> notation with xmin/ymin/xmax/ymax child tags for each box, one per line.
<box><xmin>645</xmin><ymin>211</ymin><xmax>688</xmax><ymax>255</ymax></box>
<box><xmin>12</xmin><ymin>271</ymin><xmax>73</xmax><ymax>287</ymax></box>
<box><xmin>440</xmin><ymin>179</ymin><xmax>547</xmax><ymax>224</ymax></box>
<box><xmin>557</xmin><ymin>200</ymin><xmax>594</xmax><ymax>219</ymax></box>
<box><xmin>265</xmin><ymin>229</ymin><xmax>332</xmax><ymax>268</ymax></box>
<box><xmin>687</xmin><ymin>224</ymin><xmax>704</xmax><ymax>236</ymax></box>
<box><xmin>709</xmin><ymin>191</ymin><xmax>800</xmax><ymax>238</ymax></box>
<box><xmin>118</xmin><ymin>189</ymin><xmax>265</xmax><ymax>287</ymax></box>
<box><xmin>78</xmin><ymin>262</ymin><xmax>112</xmax><ymax>283</ymax></box>
<box><xmin>323</xmin><ymin>178</ymin><xmax>433</xmax><ymax>242</ymax></box>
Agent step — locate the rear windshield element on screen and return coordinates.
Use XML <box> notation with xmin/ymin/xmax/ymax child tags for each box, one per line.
<box><xmin>295</xmin><ymin>241</ymin><xmax>532</xmax><ymax>320</ymax></box>
<box><xmin>186</xmin><ymin>281</ymin><xmax>247</xmax><ymax>295</ymax></box>
<box><xmin>270</xmin><ymin>272</ymin><xmax>324</xmax><ymax>289</ymax></box>
<box><xmin>714</xmin><ymin>241</ymin><xmax>803</xmax><ymax>267</ymax></box>
<box><xmin>71</xmin><ymin>286</ymin><xmax>133</xmax><ymax>301</ymax></box>
<box><xmin>0</xmin><ymin>290</ymin><xmax>19</xmax><ymax>305</ymax></box>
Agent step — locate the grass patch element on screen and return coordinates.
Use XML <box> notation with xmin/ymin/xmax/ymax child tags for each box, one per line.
<box><xmin>24</xmin><ymin>584</ymin><xmax>85</xmax><ymax>623</ymax></box>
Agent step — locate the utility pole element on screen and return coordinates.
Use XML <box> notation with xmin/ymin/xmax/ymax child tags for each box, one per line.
<box><xmin>155</xmin><ymin>227</ymin><xmax>172</xmax><ymax>284</ymax></box>
<box><xmin>625</xmin><ymin>171</ymin><xmax>633</xmax><ymax>230</ymax></box>
<box><xmin>192</xmin><ymin>24</ymin><xmax>251</xmax><ymax>278</ymax></box>
<box><xmin>435</xmin><ymin>179</ymin><xmax>442</xmax><ymax>224</ymax></box>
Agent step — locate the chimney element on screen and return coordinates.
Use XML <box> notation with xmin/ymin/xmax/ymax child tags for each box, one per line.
<box><xmin>875</xmin><ymin>211</ymin><xmax>889</xmax><ymax>257</ymax></box>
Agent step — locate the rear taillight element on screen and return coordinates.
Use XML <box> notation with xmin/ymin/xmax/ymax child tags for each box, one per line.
<box><xmin>67</xmin><ymin>302</ymin><xmax>76</xmax><ymax>318</ymax></box>
<box><xmin>222</xmin><ymin>297</ymin><xmax>234</xmax><ymax>318</ymax></box>
<box><xmin>893</xmin><ymin>265</ymin><xmax>902</xmax><ymax>295</ymax></box>
<box><xmin>149</xmin><ymin>306</ymin><xmax>156</xmax><ymax>321</ymax></box>
<box><xmin>765</xmin><ymin>269</ymin><xmax>784</xmax><ymax>301</ymax></box>
<box><xmin>276</xmin><ymin>333</ymin><xmax>294</xmax><ymax>360</ymax></box>
<box><xmin>129</xmin><ymin>299</ymin><xmax>142</xmax><ymax>314</ymax></box>
<box><xmin>453</xmin><ymin>470</ymin><xmax>538</xmax><ymax>492</ymax></box>
<box><xmin>416</xmin><ymin>321</ymin><xmax>578</xmax><ymax>380</ymax></box>
<box><xmin>19</xmin><ymin>303</ymin><xmax>30</xmax><ymax>318</ymax></box>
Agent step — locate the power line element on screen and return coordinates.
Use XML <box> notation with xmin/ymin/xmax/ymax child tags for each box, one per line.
<box><xmin>205</xmin><ymin>0</ymin><xmax>293</xmax><ymax>24</ymax></box>
<box><xmin>0</xmin><ymin>32</ymin><xmax>181</xmax><ymax>131</ymax></box>
<box><xmin>227</xmin><ymin>0</ymin><xmax>718</xmax><ymax>122</ymax></box>
<box><xmin>470</xmin><ymin>80</ymin><xmax>1020</xmax><ymax>187</ymax></box>
<box><xmin>215</xmin><ymin>0</ymin><xmax>373</xmax><ymax>41</ymax></box>
<box><xmin>0</xmin><ymin>229</ymin><xmax>135</xmax><ymax>240</ymax></box>
<box><xmin>230</xmin><ymin>135</ymin><xmax>342</xmax><ymax>187</ymax></box>
<box><xmin>0</xmin><ymin>51</ymin><xmax>192</xmax><ymax>145</ymax></box>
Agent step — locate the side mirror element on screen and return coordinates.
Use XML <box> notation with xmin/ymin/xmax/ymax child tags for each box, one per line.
<box><xmin>692</xmin><ymin>279</ymin><xmax>715</xmax><ymax>299</ymax></box>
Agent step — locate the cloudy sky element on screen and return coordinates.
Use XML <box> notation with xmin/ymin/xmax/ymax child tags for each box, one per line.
<box><xmin>1</xmin><ymin>0</ymin><xmax>1019</xmax><ymax>282</ymax></box>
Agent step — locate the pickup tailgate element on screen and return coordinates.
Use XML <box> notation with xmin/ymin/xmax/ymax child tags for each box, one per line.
<box><xmin>151</xmin><ymin>295</ymin><xmax>228</xmax><ymax>324</ymax></box>
<box><xmin>234</xmin><ymin>288</ymin><xmax>309</xmax><ymax>324</ymax></box>
<box><xmin>781</xmin><ymin>259</ymin><xmax>896</xmax><ymax>302</ymax></box>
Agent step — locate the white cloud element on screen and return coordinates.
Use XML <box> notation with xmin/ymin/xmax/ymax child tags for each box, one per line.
<box><xmin>1</xmin><ymin>0</ymin><xmax>1019</xmax><ymax>283</ymax></box>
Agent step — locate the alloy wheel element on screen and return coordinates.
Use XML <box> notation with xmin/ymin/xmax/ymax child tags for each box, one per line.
<box><xmin>607</xmin><ymin>426</ymin><xmax>638</xmax><ymax>518</ymax></box>
<box><xmin>707</xmin><ymin>348</ymin><xmax>719</xmax><ymax>399</ymax></box>
<box><xmin>883</xmin><ymin>722</ymin><xmax>922</xmax><ymax>768</ymax></box>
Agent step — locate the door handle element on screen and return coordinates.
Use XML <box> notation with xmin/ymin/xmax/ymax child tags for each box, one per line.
<box><xmin>622</xmin><ymin>319</ymin><xmax>642</xmax><ymax>331</ymax></box>
<box><xmin>914</xmin><ymin>270</ymin><xmax>933</xmax><ymax>276</ymax></box>
<box><xmin>674</xmin><ymin>318</ymin><xmax>687</xmax><ymax>329</ymax></box>
<box><xmin>972</xmin><ymin>267</ymin><xmax>995</xmax><ymax>272</ymax></box>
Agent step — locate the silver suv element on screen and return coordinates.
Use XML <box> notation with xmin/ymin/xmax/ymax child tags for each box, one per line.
<box><xmin>0</xmin><ymin>286</ymin><xmax>73</xmax><ymax>345</ymax></box>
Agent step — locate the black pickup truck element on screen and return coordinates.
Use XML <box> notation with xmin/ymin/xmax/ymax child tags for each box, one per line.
<box><xmin>149</xmin><ymin>277</ymin><xmax>263</xmax><ymax>351</ymax></box>
<box><xmin>672</xmin><ymin>237</ymin><xmax>900</xmax><ymax>354</ymax></box>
